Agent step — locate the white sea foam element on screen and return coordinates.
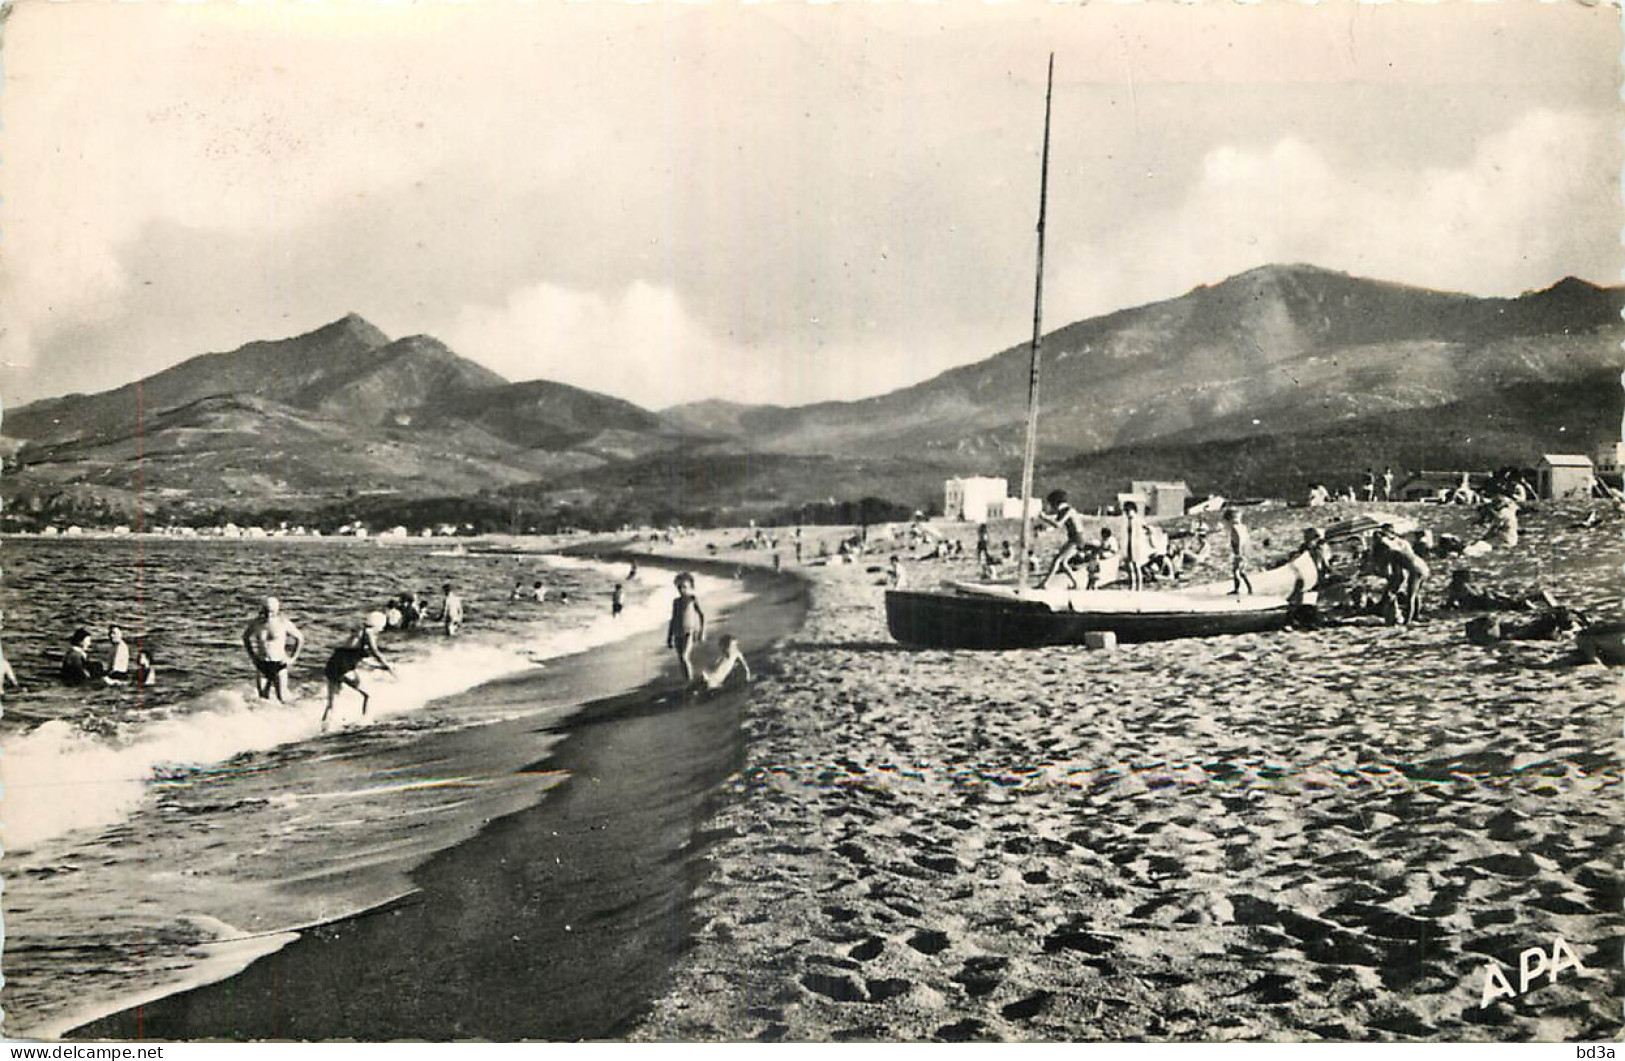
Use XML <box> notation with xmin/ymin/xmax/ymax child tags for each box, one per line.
<box><xmin>0</xmin><ymin>557</ymin><xmax>743</xmax><ymax>853</ymax></box>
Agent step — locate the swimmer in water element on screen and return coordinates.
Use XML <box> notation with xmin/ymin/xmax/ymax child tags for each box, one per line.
<box><xmin>242</xmin><ymin>596</ymin><xmax>304</xmax><ymax>703</ymax></box>
<box><xmin>321</xmin><ymin>611</ymin><xmax>395</xmax><ymax>725</ymax></box>
<box><xmin>439</xmin><ymin>582</ymin><xmax>464</xmax><ymax>636</ymax></box>
<box><xmin>0</xmin><ymin>609</ymin><xmax>20</xmax><ymax>701</ymax></box>
<box><xmin>61</xmin><ymin>628</ymin><xmax>95</xmax><ymax>687</ymax></box>
<box><xmin>103</xmin><ymin>624</ymin><xmax>131</xmax><ymax>684</ymax></box>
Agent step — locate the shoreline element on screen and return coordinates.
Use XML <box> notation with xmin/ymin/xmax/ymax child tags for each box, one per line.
<box><xmin>65</xmin><ymin>556</ymin><xmax>809</xmax><ymax>1042</ymax></box>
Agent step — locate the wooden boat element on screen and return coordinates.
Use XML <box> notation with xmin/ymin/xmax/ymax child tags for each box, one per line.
<box><xmin>886</xmin><ymin>555</ymin><xmax>1313</xmax><ymax>648</ymax></box>
<box><xmin>883</xmin><ymin>63</ymin><xmax>1391</xmax><ymax>650</ymax></box>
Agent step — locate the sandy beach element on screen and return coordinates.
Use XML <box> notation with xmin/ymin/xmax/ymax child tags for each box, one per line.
<box><xmin>632</xmin><ymin>501</ymin><xmax>1623</xmax><ymax>1042</ymax></box>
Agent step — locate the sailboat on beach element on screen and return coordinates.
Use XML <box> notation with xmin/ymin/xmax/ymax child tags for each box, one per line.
<box><xmin>884</xmin><ymin>58</ymin><xmax>1321</xmax><ymax>649</ymax></box>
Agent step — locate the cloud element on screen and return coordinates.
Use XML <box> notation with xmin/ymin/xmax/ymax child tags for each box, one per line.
<box><xmin>444</xmin><ymin>282</ymin><xmax>753</xmax><ymax>409</ymax></box>
<box><xmin>2</xmin><ymin>4</ymin><xmax>1615</xmax><ymax>413</ymax></box>
<box><xmin>1048</xmin><ymin>108</ymin><xmax>1617</xmax><ymax>321</ymax></box>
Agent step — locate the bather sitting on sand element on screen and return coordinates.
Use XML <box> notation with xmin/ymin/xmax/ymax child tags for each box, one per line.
<box><xmin>697</xmin><ymin>634</ymin><xmax>751</xmax><ymax>691</ymax></box>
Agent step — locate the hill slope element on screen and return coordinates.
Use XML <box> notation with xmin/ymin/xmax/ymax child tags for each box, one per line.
<box><xmin>5</xmin><ymin>266</ymin><xmax>1618</xmax><ymax>526</ymax></box>
<box><xmin>2</xmin><ymin>316</ymin><xmax>695</xmax><ymax>516</ymax></box>
<box><xmin>670</xmin><ymin>265</ymin><xmax>1624</xmax><ymax>460</ymax></box>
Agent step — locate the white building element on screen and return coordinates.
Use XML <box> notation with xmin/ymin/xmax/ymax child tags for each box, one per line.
<box><xmin>944</xmin><ymin>476</ymin><xmax>1010</xmax><ymax>522</ymax></box>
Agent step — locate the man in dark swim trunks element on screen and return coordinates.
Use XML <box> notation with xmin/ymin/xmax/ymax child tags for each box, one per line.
<box><xmin>322</xmin><ymin>611</ymin><xmax>395</xmax><ymax>725</ymax></box>
<box><xmin>242</xmin><ymin>596</ymin><xmax>303</xmax><ymax>703</ymax></box>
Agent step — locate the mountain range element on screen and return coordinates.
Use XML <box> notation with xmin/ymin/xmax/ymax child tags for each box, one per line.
<box><xmin>5</xmin><ymin>264</ymin><xmax>1620</xmax><ymax>527</ymax></box>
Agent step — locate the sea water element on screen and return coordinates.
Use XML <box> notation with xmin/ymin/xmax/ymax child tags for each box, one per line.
<box><xmin>0</xmin><ymin>537</ymin><xmax>745</xmax><ymax>1037</ymax></box>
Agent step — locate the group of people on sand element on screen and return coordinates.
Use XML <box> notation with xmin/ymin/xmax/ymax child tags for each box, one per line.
<box><xmin>60</xmin><ymin>623</ymin><xmax>156</xmax><ymax>688</ymax></box>
<box><xmin>1032</xmin><ymin>490</ymin><xmax>1242</xmax><ymax>594</ymax></box>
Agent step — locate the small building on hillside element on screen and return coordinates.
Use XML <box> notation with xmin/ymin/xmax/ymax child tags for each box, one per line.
<box><xmin>944</xmin><ymin>476</ymin><xmax>1010</xmax><ymax>522</ymax></box>
<box><xmin>1537</xmin><ymin>455</ymin><xmax>1595</xmax><ymax>500</ymax></box>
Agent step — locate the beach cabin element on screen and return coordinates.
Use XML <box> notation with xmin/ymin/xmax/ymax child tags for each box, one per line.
<box><xmin>944</xmin><ymin>476</ymin><xmax>1010</xmax><ymax>522</ymax></box>
<box><xmin>1537</xmin><ymin>455</ymin><xmax>1595</xmax><ymax>500</ymax></box>
<box><xmin>1129</xmin><ymin>480</ymin><xmax>1190</xmax><ymax>519</ymax></box>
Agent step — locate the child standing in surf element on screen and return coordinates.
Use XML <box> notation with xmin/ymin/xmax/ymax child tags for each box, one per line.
<box><xmin>666</xmin><ymin>572</ymin><xmax>706</xmax><ymax>682</ymax></box>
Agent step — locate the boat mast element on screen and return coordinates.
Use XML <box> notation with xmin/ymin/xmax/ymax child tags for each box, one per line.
<box><xmin>1014</xmin><ymin>54</ymin><xmax>1054</xmax><ymax>593</ymax></box>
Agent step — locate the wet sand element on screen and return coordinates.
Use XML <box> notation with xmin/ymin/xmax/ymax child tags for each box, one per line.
<box><xmin>633</xmin><ymin>503</ymin><xmax>1623</xmax><ymax>1042</ymax></box>
<box><xmin>71</xmin><ymin>562</ymin><xmax>808</xmax><ymax>1041</ymax></box>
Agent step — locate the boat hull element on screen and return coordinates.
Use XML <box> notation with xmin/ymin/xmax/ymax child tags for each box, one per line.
<box><xmin>884</xmin><ymin>587</ymin><xmax>1294</xmax><ymax>648</ymax></box>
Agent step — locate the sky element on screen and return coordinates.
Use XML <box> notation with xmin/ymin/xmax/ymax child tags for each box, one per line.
<box><xmin>1</xmin><ymin>1</ymin><xmax>1619</xmax><ymax>412</ymax></box>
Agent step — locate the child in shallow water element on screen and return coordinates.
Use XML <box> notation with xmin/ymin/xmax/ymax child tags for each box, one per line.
<box><xmin>666</xmin><ymin>572</ymin><xmax>706</xmax><ymax>682</ymax></box>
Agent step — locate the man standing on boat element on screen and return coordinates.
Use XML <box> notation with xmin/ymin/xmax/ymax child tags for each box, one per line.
<box><xmin>1038</xmin><ymin>490</ymin><xmax>1087</xmax><ymax>591</ymax></box>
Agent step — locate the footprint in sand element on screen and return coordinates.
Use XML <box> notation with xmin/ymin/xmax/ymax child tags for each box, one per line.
<box><xmin>866</xmin><ymin>978</ymin><xmax>912</xmax><ymax>1003</ymax></box>
<box><xmin>951</xmin><ymin>955</ymin><xmax>1008</xmax><ymax>998</ymax></box>
<box><xmin>848</xmin><ymin>937</ymin><xmax>884</xmax><ymax>962</ymax></box>
<box><xmin>912</xmin><ymin>853</ymin><xmax>961</xmax><ymax>875</ymax></box>
<box><xmin>934</xmin><ymin>1018</ymin><xmax>989</xmax><ymax>1042</ymax></box>
<box><xmin>1000</xmin><ymin>991</ymin><xmax>1054</xmax><ymax>1021</ymax></box>
<box><xmin>908</xmin><ymin>929</ymin><xmax>951</xmax><ymax>955</ymax></box>
<box><xmin>1466</xmin><ymin>853</ymin><xmax>1541</xmax><ymax>878</ymax></box>
<box><xmin>1234</xmin><ymin>973</ymin><xmax>1298</xmax><ymax>1005</ymax></box>
<box><xmin>1042</xmin><ymin>922</ymin><xmax>1115</xmax><ymax>955</ymax></box>
<box><xmin>802</xmin><ymin>969</ymin><xmax>867</xmax><ymax>1003</ymax></box>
